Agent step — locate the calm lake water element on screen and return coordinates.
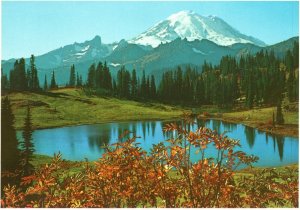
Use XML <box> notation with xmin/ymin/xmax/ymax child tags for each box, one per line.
<box><xmin>17</xmin><ymin>119</ymin><xmax>298</xmax><ymax>167</ymax></box>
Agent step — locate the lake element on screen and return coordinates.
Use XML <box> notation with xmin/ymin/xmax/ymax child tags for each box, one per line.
<box><xmin>17</xmin><ymin>119</ymin><xmax>298</xmax><ymax>167</ymax></box>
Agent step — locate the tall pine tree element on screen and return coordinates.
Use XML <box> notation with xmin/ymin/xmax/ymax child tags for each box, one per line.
<box><xmin>43</xmin><ymin>75</ymin><xmax>48</xmax><ymax>91</ymax></box>
<box><xmin>87</xmin><ymin>64</ymin><xmax>96</xmax><ymax>88</ymax></box>
<box><xmin>68</xmin><ymin>64</ymin><xmax>76</xmax><ymax>87</ymax></box>
<box><xmin>1</xmin><ymin>69</ymin><xmax>9</xmax><ymax>91</ymax></box>
<box><xmin>20</xmin><ymin>105</ymin><xmax>35</xmax><ymax>176</ymax></box>
<box><xmin>30</xmin><ymin>55</ymin><xmax>40</xmax><ymax>91</ymax></box>
<box><xmin>1</xmin><ymin>97</ymin><xmax>20</xmax><ymax>172</ymax></box>
<box><xmin>141</xmin><ymin>70</ymin><xmax>146</xmax><ymax>98</ymax></box>
<box><xmin>50</xmin><ymin>71</ymin><xmax>57</xmax><ymax>89</ymax></box>
<box><xmin>150</xmin><ymin>75</ymin><xmax>156</xmax><ymax>99</ymax></box>
<box><xmin>131</xmin><ymin>69</ymin><xmax>138</xmax><ymax>99</ymax></box>
<box><xmin>276</xmin><ymin>100</ymin><xmax>284</xmax><ymax>125</ymax></box>
<box><xmin>76</xmin><ymin>72</ymin><xmax>82</xmax><ymax>87</ymax></box>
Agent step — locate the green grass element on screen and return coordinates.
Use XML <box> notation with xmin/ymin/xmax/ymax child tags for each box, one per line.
<box><xmin>31</xmin><ymin>154</ymin><xmax>54</xmax><ymax>166</ymax></box>
<box><xmin>221</xmin><ymin>107</ymin><xmax>298</xmax><ymax>137</ymax></box>
<box><xmin>223</xmin><ymin>107</ymin><xmax>298</xmax><ymax>125</ymax></box>
<box><xmin>31</xmin><ymin>154</ymin><xmax>87</xmax><ymax>175</ymax></box>
<box><xmin>5</xmin><ymin>88</ymin><xmax>298</xmax><ymax>137</ymax></box>
<box><xmin>194</xmin><ymin>105</ymin><xmax>298</xmax><ymax>137</ymax></box>
<box><xmin>5</xmin><ymin>88</ymin><xmax>186</xmax><ymax>130</ymax></box>
<box><xmin>193</xmin><ymin>105</ymin><xmax>232</xmax><ymax>114</ymax></box>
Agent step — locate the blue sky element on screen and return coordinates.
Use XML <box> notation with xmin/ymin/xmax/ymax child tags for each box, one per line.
<box><xmin>2</xmin><ymin>1</ymin><xmax>299</xmax><ymax>60</ymax></box>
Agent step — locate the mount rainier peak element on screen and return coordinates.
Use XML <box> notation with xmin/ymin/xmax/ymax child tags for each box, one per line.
<box><xmin>128</xmin><ymin>10</ymin><xmax>266</xmax><ymax>48</ymax></box>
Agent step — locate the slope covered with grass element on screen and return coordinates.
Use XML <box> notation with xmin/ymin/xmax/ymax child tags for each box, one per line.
<box><xmin>5</xmin><ymin>88</ymin><xmax>185</xmax><ymax>130</ymax></box>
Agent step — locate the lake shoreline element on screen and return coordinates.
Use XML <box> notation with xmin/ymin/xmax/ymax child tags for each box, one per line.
<box><xmin>7</xmin><ymin>90</ymin><xmax>298</xmax><ymax>138</ymax></box>
<box><xmin>16</xmin><ymin>116</ymin><xmax>180</xmax><ymax>131</ymax></box>
<box><xmin>19</xmin><ymin>114</ymin><xmax>298</xmax><ymax>139</ymax></box>
<box><xmin>201</xmin><ymin>116</ymin><xmax>298</xmax><ymax>138</ymax></box>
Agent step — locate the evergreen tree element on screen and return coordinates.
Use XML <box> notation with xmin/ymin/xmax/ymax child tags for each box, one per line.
<box><xmin>117</xmin><ymin>66</ymin><xmax>131</xmax><ymax>98</ymax></box>
<box><xmin>246</xmin><ymin>69</ymin><xmax>254</xmax><ymax>108</ymax></box>
<box><xmin>1</xmin><ymin>97</ymin><xmax>20</xmax><ymax>172</ymax></box>
<box><xmin>285</xmin><ymin>50</ymin><xmax>294</xmax><ymax>72</ymax></box>
<box><xmin>117</xmin><ymin>67</ymin><xmax>123</xmax><ymax>97</ymax></box>
<box><xmin>131</xmin><ymin>69</ymin><xmax>138</xmax><ymax>99</ymax></box>
<box><xmin>182</xmin><ymin>68</ymin><xmax>193</xmax><ymax>103</ymax></box>
<box><xmin>150</xmin><ymin>75</ymin><xmax>156</xmax><ymax>99</ymax></box>
<box><xmin>195</xmin><ymin>76</ymin><xmax>205</xmax><ymax>105</ymax></box>
<box><xmin>103</xmin><ymin>61</ymin><xmax>112</xmax><ymax>90</ymax></box>
<box><xmin>124</xmin><ymin>71</ymin><xmax>131</xmax><ymax>98</ymax></box>
<box><xmin>175</xmin><ymin>67</ymin><xmax>183</xmax><ymax>101</ymax></box>
<box><xmin>146</xmin><ymin>76</ymin><xmax>150</xmax><ymax>98</ymax></box>
<box><xmin>76</xmin><ymin>72</ymin><xmax>82</xmax><ymax>87</ymax></box>
<box><xmin>276</xmin><ymin>101</ymin><xmax>284</xmax><ymax>125</ymax></box>
<box><xmin>141</xmin><ymin>70</ymin><xmax>147</xmax><ymax>98</ymax></box>
<box><xmin>9</xmin><ymin>58</ymin><xmax>27</xmax><ymax>91</ymax></box>
<box><xmin>43</xmin><ymin>75</ymin><xmax>48</xmax><ymax>91</ymax></box>
<box><xmin>1</xmin><ymin>69</ymin><xmax>9</xmax><ymax>91</ymax></box>
<box><xmin>9</xmin><ymin>60</ymin><xmax>18</xmax><ymax>90</ymax></box>
<box><xmin>95</xmin><ymin>62</ymin><xmax>103</xmax><ymax>88</ymax></box>
<box><xmin>27</xmin><ymin>68</ymin><xmax>32</xmax><ymax>91</ymax></box>
<box><xmin>20</xmin><ymin>105</ymin><xmax>35</xmax><ymax>176</ymax></box>
<box><xmin>287</xmin><ymin>67</ymin><xmax>296</xmax><ymax>101</ymax></box>
<box><xmin>29</xmin><ymin>55</ymin><xmax>35</xmax><ymax>90</ymax></box>
<box><xmin>80</xmin><ymin>75</ymin><xmax>83</xmax><ymax>87</ymax></box>
<box><xmin>1</xmin><ymin>97</ymin><xmax>22</xmax><ymax>191</ymax></box>
<box><xmin>19</xmin><ymin>58</ymin><xmax>28</xmax><ymax>91</ymax></box>
<box><xmin>87</xmin><ymin>64</ymin><xmax>96</xmax><ymax>88</ymax></box>
<box><xmin>50</xmin><ymin>71</ymin><xmax>57</xmax><ymax>89</ymax></box>
<box><xmin>30</xmin><ymin>55</ymin><xmax>40</xmax><ymax>91</ymax></box>
<box><xmin>292</xmin><ymin>41</ymin><xmax>299</xmax><ymax>69</ymax></box>
<box><xmin>68</xmin><ymin>64</ymin><xmax>76</xmax><ymax>87</ymax></box>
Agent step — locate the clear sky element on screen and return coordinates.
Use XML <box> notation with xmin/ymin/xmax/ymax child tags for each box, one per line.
<box><xmin>2</xmin><ymin>1</ymin><xmax>299</xmax><ymax>60</ymax></box>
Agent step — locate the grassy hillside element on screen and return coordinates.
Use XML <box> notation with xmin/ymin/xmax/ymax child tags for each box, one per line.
<box><xmin>4</xmin><ymin>88</ymin><xmax>186</xmax><ymax>130</ymax></box>
<box><xmin>3</xmin><ymin>88</ymin><xmax>298</xmax><ymax>137</ymax></box>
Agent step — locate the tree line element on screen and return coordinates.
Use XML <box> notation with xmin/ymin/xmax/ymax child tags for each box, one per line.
<box><xmin>157</xmin><ymin>41</ymin><xmax>299</xmax><ymax>108</ymax></box>
<box><xmin>1</xmin><ymin>56</ymin><xmax>83</xmax><ymax>92</ymax></box>
<box><xmin>2</xmin><ymin>55</ymin><xmax>40</xmax><ymax>91</ymax></box>
<box><xmin>2</xmin><ymin>41</ymin><xmax>299</xmax><ymax>108</ymax></box>
<box><xmin>84</xmin><ymin>63</ymin><xmax>157</xmax><ymax>101</ymax></box>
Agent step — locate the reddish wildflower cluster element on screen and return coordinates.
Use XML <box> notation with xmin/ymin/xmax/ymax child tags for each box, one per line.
<box><xmin>1</xmin><ymin>115</ymin><xmax>298</xmax><ymax>207</ymax></box>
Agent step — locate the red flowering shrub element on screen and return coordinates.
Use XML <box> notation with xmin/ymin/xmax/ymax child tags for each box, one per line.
<box><xmin>1</xmin><ymin>115</ymin><xmax>298</xmax><ymax>207</ymax></box>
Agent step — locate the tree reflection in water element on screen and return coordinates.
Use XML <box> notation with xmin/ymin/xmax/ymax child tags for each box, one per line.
<box><xmin>26</xmin><ymin>119</ymin><xmax>297</xmax><ymax>165</ymax></box>
<box><xmin>244</xmin><ymin>126</ymin><xmax>256</xmax><ymax>148</ymax></box>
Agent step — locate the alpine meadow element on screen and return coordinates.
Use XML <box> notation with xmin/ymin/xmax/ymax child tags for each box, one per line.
<box><xmin>1</xmin><ymin>1</ymin><xmax>299</xmax><ymax>208</ymax></box>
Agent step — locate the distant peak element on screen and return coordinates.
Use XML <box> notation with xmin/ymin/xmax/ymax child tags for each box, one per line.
<box><xmin>119</xmin><ymin>39</ymin><xmax>127</xmax><ymax>44</ymax></box>
<box><xmin>118</xmin><ymin>39</ymin><xmax>128</xmax><ymax>48</ymax></box>
<box><xmin>90</xmin><ymin>35</ymin><xmax>101</xmax><ymax>45</ymax></box>
<box><xmin>93</xmin><ymin>35</ymin><xmax>101</xmax><ymax>40</ymax></box>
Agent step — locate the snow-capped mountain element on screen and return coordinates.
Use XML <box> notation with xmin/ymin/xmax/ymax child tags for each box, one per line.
<box><xmin>33</xmin><ymin>35</ymin><xmax>117</xmax><ymax>69</ymax></box>
<box><xmin>128</xmin><ymin>10</ymin><xmax>266</xmax><ymax>48</ymax></box>
<box><xmin>2</xmin><ymin>10</ymin><xmax>298</xmax><ymax>86</ymax></box>
<box><xmin>1</xmin><ymin>35</ymin><xmax>117</xmax><ymax>70</ymax></box>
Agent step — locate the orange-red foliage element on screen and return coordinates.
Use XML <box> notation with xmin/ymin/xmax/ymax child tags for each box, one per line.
<box><xmin>1</xmin><ymin>116</ymin><xmax>298</xmax><ymax>207</ymax></box>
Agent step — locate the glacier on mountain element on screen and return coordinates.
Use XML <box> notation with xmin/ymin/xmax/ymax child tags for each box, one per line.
<box><xmin>128</xmin><ymin>10</ymin><xmax>266</xmax><ymax>48</ymax></box>
<box><xmin>192</xmin><ymin>48</ymin><xmax>206</xmax><ymax>55</ymax></box>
